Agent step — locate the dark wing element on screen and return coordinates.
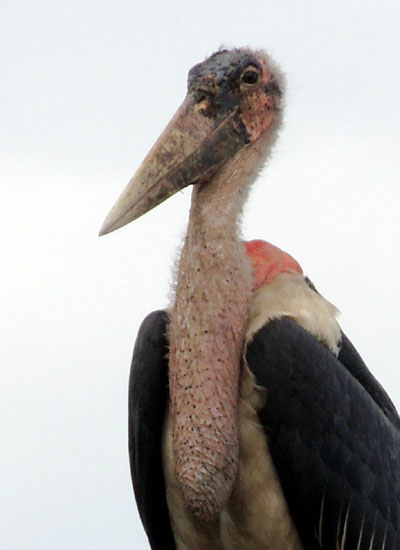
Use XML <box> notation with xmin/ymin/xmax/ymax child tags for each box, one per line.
<box><xmin>246</xmin><ymin>317</ymin><xmax>400</xmax><ymax>550</ymax></box>
<box><xmin>128</xmin><ymin>310</ymin><xmax>175</xmax><ymax>550</ymax></box>
<box><xmin>338</xmin><ymin>332</ymin><xmax>400</xmax><ymax>430</ymax></box>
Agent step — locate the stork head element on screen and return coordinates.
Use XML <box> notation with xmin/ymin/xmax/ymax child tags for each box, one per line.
<box><xmin>99</xmin><ymin>48</ymin><xmax>283</xmax><ymax>235</ymax></box>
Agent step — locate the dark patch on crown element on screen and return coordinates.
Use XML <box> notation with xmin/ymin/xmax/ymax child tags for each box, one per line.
<box><xmin>186</xmin><ymin>50</ymin><xmax>263</xmax><ymax>122</ymax></box>
<box><xmin>188</xmin><ymin>49</ymin><xmax>259</xmax><ymax>90</ymax></box>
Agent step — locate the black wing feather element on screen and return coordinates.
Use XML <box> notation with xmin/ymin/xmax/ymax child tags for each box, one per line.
<box><xmin>128</xmin><ymin>310</ymin><xmax>175</xmax><ymax>550</ymax></box>
<box><xmin>246</xmin><ymin>317</ymin><xmax>400</xmax><ymax>549</ymax></box>
<box><xmin>338</xmin><ymin>332</ymin><xmax>400</xmax><ymax>430</ymax></box>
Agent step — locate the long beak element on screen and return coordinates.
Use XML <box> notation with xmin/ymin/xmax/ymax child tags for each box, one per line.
<box><xmin>99</xmin><ymin>95</ymin><xmax>246</xmax><ymax>236</ymax></box>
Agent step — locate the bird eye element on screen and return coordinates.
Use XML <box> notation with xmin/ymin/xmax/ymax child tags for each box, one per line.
<box><xmin>241</xmin><ymin>68</ymin><xmax>259</xmax><ymax>85</ymax></box>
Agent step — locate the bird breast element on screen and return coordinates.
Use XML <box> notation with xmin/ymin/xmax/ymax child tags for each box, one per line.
<box><xmin>162</xmin><ymin>363</ymin><xmax>303</xmax><ymax>550</ymax></box>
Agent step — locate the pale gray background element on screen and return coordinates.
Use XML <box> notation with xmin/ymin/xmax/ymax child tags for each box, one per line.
<box><xmin>2</xmin><ymin>1</ymin><xmax>399</xmax><ymax>548</ymax></box>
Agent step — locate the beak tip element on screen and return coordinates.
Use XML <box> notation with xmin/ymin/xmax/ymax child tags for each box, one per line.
<box><xmin>98</xmin><ymin>217</ymin><xmax>114</xmax><ymax>237</ymax></box>
<box><xmin>99</xmin><ymin>185</ymin><xmax>143</xmax><ymax>237</ymax></box>
<box><xmin>99</xmin><ymin>207</ymin><xmax>133</xmax><ymax>236</ymax></box>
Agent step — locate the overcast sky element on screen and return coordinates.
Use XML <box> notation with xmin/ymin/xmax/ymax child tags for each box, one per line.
<box><xmin>2</xmin><ymin>1</ymin><xmax>400</xmax><ymax>548</ymax></box>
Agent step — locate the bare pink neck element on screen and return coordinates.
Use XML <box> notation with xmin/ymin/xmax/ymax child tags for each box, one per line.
<box><xmin>169</xmin><ymin>156</ymin><xmax>253</xmax><ymax>520</ymax></box>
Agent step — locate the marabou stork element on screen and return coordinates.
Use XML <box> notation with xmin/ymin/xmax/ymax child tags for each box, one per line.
<box><xmin>100</xmin><ymin>48</ymin><xmax>400</xmax><ymax>549</ymax></box>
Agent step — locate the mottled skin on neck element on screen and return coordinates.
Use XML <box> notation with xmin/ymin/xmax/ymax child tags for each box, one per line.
<box><xmin>169</xmin><ymin>144</ymin><xmax>269</xmax><ymax>520</ymax></box>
